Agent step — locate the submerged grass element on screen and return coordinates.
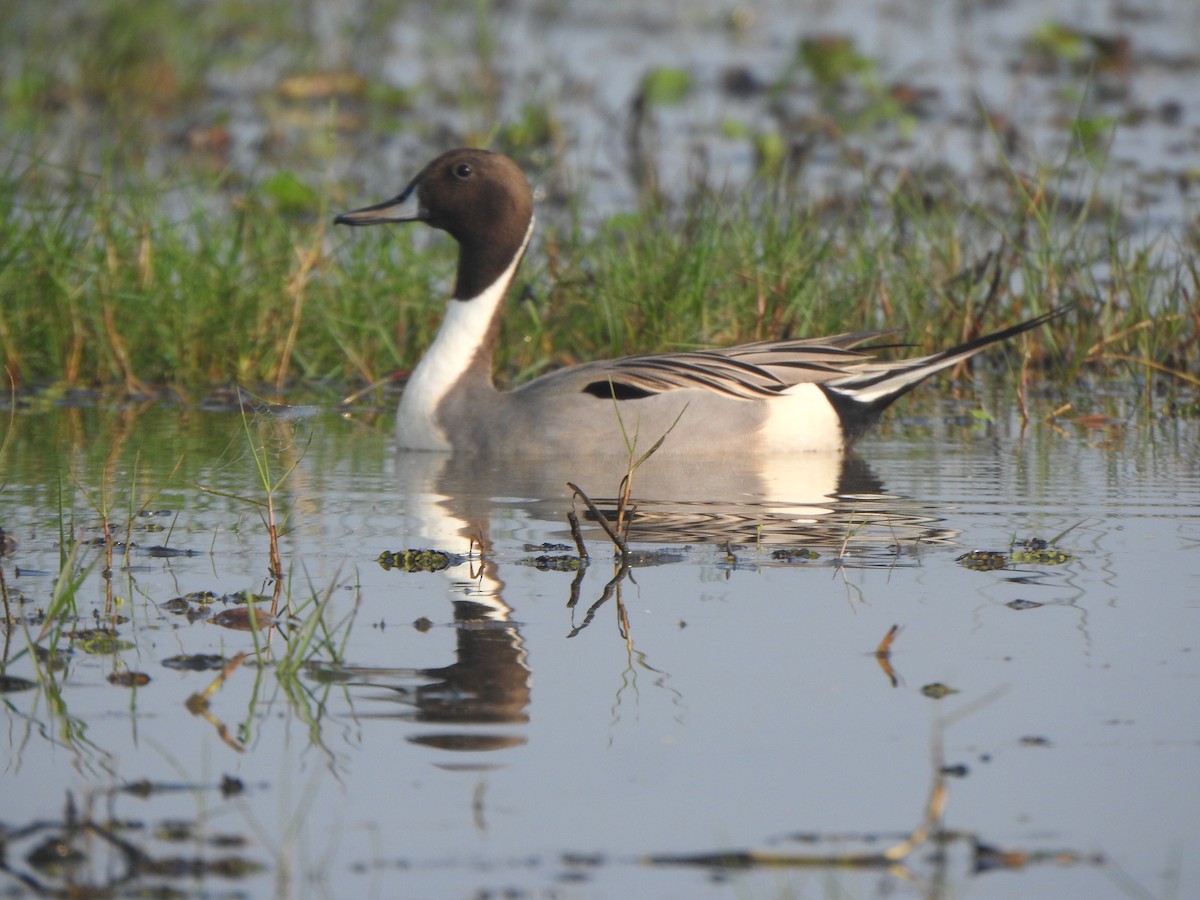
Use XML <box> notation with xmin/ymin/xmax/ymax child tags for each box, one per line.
<box><xmin>1</xmin><ymin>146</ymin><xmax>1197</xmax><ymax>409</ymax></box>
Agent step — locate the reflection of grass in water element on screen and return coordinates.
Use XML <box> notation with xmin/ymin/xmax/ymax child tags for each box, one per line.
<box><xmin>567</xmin><ymin>406</ymin><xmax>683</xmax><ymax>661</ymax></box>
<box><xmin>5</xmin><ymin>400</ymin><xmax>351</xmax><ymax>764</ymax></box>
<box><xmin>6</xmin><ymin>444</ymin><xmax>187</xmax><ymax>767</ymax></box>
<box><xmin>2</xmin><ymin>778</ymin><xmax>266</xmax><ymax>895</ymax></box>
<box><xmin>647</xmin><ymin>694</ymin><xmax>1104</xmax><ymax>885</ymax></box>
<box><xmin>197</xmin><ymin>405</ymin><xmax>309</xmax><ymax>611</ymax></box>
<box><xmin>187</xmin><ymin>406</ymin><xmax>358</xmax><ymax>757</ymax></box>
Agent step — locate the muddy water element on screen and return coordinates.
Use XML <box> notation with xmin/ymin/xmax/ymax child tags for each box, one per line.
<box><xmin>1</xmin><ymin>399</ymin><xmax>1197</xmax><ymax>898</ymax></box>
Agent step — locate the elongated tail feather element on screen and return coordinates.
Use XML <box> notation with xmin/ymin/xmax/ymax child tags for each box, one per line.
<box><xmin>821</xmin><ymin>307</ymin><xmax>1067</xmax><ymax>442</ymax></box>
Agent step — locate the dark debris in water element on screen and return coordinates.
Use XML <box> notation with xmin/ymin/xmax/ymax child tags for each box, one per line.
<box><xmin>144</xmin><ymin>544</ymin><xmax>199</xmax><ymax>558</ymax></box>
<box><xmin>108</xmin><ymin>671</ymin><xmax>151</xmax><ymax>687</ymax></box>
<box><xmin>0</xmin><ymin>674</ymin><xmax>37</xmax><ymax>694</ymax></box>
<box><xmin>377</xmin><ymin>548</ymin><xmax>464</xmax><ymax>572</ymax></box>
<box><xmin>7</xmin><ymin>776</ymin><xmax>262</xmax><ymax>893</ymax></box>
<box><xmin>162</xmin><ymin>654</ymin><xmax>229</xmax><ymax>671</ymax></box>
<box><xmin>921</xmin><ymin>682</ymin><xmax>960</xmax><ymax>699</ymax></box>
<box><xmin>521</xmin><ymin>554</ymin><xmax>584</xmax><ymax>571</ymax></box>
<box><xmin>32</xmin><ymin>644</ymin><xmax>72</xmax><ymax>670</ymax></box>
<box><xmin>770</xmin><ymin>547</ymin><xmax>820</xmax><ymax>562</ymax></box>
<box><xmin>160</xmin><ymin>590</ymin><xmax>275</xmax><ymax>617</ymax></box>
<box><xmin>79</xmin><ymin>537</ymin><xmax>198</xmax><ymax>558</ymax></box>
<box><xmin>122</xmin><ymin>775</ymin><xmax>245</xmax><ymax>799</ymax></box>
<box><xmin>210</xmin><ymin>607</ymin><xmax>283</xmax><ymax>631</ymax></box>
<box><xmin>1006</xmin><ymin>599</ymin><xmax>1044</xmax><ymax>611</ymax></box>
<box><xmin>1019</xmin><ymin>735</ymin><xmax>1053</xmax><ymax>747</ymax></box>
<box><xmin>973</xmin><ymin>839</ymin><xmax>1104</xmax><ymax>874</ymax></box>
<box><xmin>624</xmin><ymin>548</ymin><xmax>686</xmax><ymax>567</ymax></box>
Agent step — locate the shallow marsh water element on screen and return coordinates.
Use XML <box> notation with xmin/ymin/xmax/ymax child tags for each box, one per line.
<box><xmin>4</xmin><ymin>1</ymin><xmax>1200</xmax><ymax>897</ymax></box>
<box><xmin>1</xmin><ymin>398</ymin><xmax>1198</xmax><ymax>899</ymax></box>
<box><xmin>7</xmin><ymin>0</ymin><xmax>1200</xmax><ymax>238</ymax></box>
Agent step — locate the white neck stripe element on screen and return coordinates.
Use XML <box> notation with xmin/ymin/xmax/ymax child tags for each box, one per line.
<box><xmin>395</xmin><ymin>217</ymin><xmax>535</xmax><ymax>450</ymax></box>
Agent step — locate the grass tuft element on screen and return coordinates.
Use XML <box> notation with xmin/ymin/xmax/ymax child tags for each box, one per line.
<box><xmin>0</xmin><ymin>149</ymin><xmax>1196</xmax><ymax>411</ymax></box>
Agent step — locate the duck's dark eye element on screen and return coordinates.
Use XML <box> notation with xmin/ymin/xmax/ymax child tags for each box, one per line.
<box><xmin>453</xmin><ymin>162</ymin><xmax>473</xmax><ymax>179</ymax></box>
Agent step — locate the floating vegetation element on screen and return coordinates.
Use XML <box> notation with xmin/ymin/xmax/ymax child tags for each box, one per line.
<box><xmin>161</xmin><ymin>654</ymin><xmax>229</xmax><ymax>671</ymax></box>
<box><xmin>108</xmin><ymin>671</ymin><xmax>151</xmax><ymax>687</ymax></box>
<box><xmin>209</xmin><ymin>607</ymin><xmax>284</xmax><ymax>631</ymax></box>
<box><xmin>519</xmin><ymin>540</ymin><xmax>585</xmax><ymax>572</ymax></box>
<box><xmin>159</xmin><ymin>591</ymin><xmax>217</xmax><ymax>613</ymax></box>
<box><xmin>959</xmin><ymin>536</ymin><xmax>1076</xmax><ymax>570</ymax></box>
<box><xmin>377</xmin><ymin>548</ymin><xmax>462</xmax><ymax>572</ymax></box>
<box><xmin>640</xmin><ymin>66</ymin><xmax>693</xmax><ymax>105</ymax></box>
<box><xmin>1006</xmin><ymin>599</ymin><xmax>1044</xmax><ymax>611</ymax></box>
<box><xmin>973</xmin><ymin>841</ymin><xmax>1104</xmax><ymax>874</ymax></box>
<box><xmin>956</xmin><ymin>550</ymin><xmax>1010</xmax><ymax>571</ymax></box>
<box><xmin>143</xmin><ymin>544</ymin><xmax>200</xmax><ymax>558</ymax></box>
<box><xmin>623</xmin><ymin>548</ymin><xmax>686</xmax><ymax>567</ymax></box>
<box><xmin>921</xmin><ymin>683</ymin><xmax>960</xmax><ymax>699</ymax></box>
<box><xmin>770</xmin><ymin>547</ymin><xmax>821</xmax><ymax>562</ymax></box>
<box><xmin>159</xmin><ymin>590</ymin><xmax>276</xmax><ymax>618</ymax></box>
<box><xmin>69</xmin><ymin>628</ymin><xmax>135</xmax><ymax>655</ymax></box>
<box><xmin>1011</xmin><ymin>537</ymin><xmax>1074</xmax><ymax>565</ymax></box>
<box><xmin>521</xmin><ymin>554</ymin><xmax>584</xmax><ymax>572</ymax></box>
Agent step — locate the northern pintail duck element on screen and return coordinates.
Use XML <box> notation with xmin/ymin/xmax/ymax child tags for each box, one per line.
<box><xmin>335</xmin><ymin>148</ymin><xmax>1061</xmax><ymax>456</ymax></box>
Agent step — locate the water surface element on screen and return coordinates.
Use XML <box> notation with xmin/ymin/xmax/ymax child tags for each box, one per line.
<box><xmin>1</xmin><ymin>400</ymin><xmax>1197</xmax><ymax>898</ymax></box>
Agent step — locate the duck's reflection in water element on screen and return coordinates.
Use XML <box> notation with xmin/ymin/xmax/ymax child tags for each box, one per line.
<box><xmin>324</xmin><ymin>465</ymin><xmax>530</xmax><ymax>763</ymax></box>
<box><xmin>416</xmin><ymin>449</ymin><xmax>959</xmax><ymax>559</ymax></box>
<box><xmin>319</xmin><ymin>449</ymin><xmax>957</xmax><ymax>758</ymax></box>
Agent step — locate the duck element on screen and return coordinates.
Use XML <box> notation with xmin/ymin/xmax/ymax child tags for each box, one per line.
<box><xmin>335</xmin><ymin>148</ymin><xmax>1062</xmax><ymax>456</ymax></box>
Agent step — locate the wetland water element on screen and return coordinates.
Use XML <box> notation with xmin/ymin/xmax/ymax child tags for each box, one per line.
<box><xmin>1</xmin><ymin>399</ymin><xmax>1197</xmax><ymax>898</ymax></box>
<box><xmin>4</xmin><ymin>1</ymin><xmax>1200</xmax><ymax>897</ymax></box>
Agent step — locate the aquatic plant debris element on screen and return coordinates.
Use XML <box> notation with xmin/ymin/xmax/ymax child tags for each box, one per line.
<box><xmin>1006</xmin><ymin>599</ymin><xmax>1044</xmax><ymax>611</ymax></box>
<box><xmin>521</xmin><ymin>554</ymin><xmax>584</xmax><ymax>571</ymax></box>
<box><xmin>1011</xmin><ymin>536</ymin><xmax>1074</xmax><ymax>564</ymax></box>
<box><xmin>957</xmin><ymin>536</ymin><xmax>1075</xmax><ymax>570</ymax></box>
<box><xmin>161</xmin><ymin>654</ymin><xmax>230</xmax><ymax>671</ymax></box>
<box><xmin>377</xmin><ymin>549</ymin><xmax>463</xmax><ymax>572</ymax></box>
<box><xmin>108</xmin><ymin>671</ymin><xmax>151</xmax><ymax>687</ymax></box>
<box><xmin>956</xmin><ymin>550</ymin><xmax>1010</xmax><ymax>571</ymax></box>
<box><xmin>921</xmin><ymin>683</ymin><xmax>960</xmax><ymax>699</ymax></box>
<box><xmin>770</xmin><ymin>547</ymin><xmax>821</xmax><ymax>561</ymax></box>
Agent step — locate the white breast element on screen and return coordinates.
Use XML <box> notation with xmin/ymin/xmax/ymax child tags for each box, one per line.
<box><xmin>395</xmin><ymin>219</ymin><xmax>535</xmax><ymax>450</ymax></box>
